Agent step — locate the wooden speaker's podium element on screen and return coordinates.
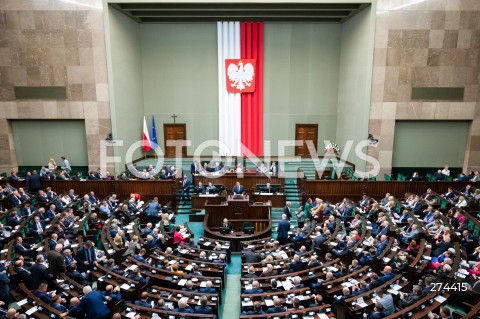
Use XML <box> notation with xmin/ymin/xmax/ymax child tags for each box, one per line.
<box><xmin>203</xmin><ymin>194</ymin><xmax>272</xmax><ymax>251</ymax></box>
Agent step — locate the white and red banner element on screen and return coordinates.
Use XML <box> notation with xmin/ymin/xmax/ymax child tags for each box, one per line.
<box><xmin>218</xmin><ymin>21</ymin><xmax>263</xmax><ymax>156</ymax></box>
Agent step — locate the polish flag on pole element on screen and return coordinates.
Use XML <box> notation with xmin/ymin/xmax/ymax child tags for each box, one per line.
<box><xmin>142</xmin><ymin>116</ymin><xmax>152</xmax><ymax>152</ymax></box>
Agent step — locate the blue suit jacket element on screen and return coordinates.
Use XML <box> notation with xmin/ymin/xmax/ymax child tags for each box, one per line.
<box><xmin>377</xmin><ymin>273</ymin><xmax>395</xmax><ymax>284</ymax></box>
<box><xmin>232</xmin><ymin>185</ymin><xmax>245</xmax><ymax>194</ymax></box>
<box><xmin>194</xmin><ymin>305</ymin><xmax>213</xmax><ymax>314</ymax></box>
<box><xmin>182</xmin><ymin>179</ymin><xmax>191</xmax><ymax>191</ymax></box>
<box><xmin>77</xmin><ymin>291</ymin><xmax>110</xmax><ymax>319</ymax></box>
<box><xmin>277</xmin><ymin>219</ymin><xmax>290</xmax><ymax>238</ymax></box>
<box><xmin>146</xmin><ymin>202</ymin><xmax>160</xmax><ymax>216</ymax></box>
<box><xmin>134</xmin><ymin>300</ymin><xmax>151</xmax><ymax>308</ymax></box>
<box><xmin>376</xmin><ymin>241</ymin><xmax>388</xmax><ymax>256</ymax></box>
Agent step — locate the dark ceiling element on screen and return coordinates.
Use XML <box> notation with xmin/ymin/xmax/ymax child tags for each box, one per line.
<box><xmin>110</xmin><ymin>2</ymin><xmax>370</xmax><ymax>23</ymax></box>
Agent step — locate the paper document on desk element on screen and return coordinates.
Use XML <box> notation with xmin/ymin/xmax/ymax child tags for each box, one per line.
<box><xmin>242</xmin><ymin>300</ymin><xmax>253</xmax><ymax>307</ymax></box>
<box><xmin>435</xmin><ymin>295</ymin><xmax>447</xmax><ymax>303</ymax></box>
<box><xmin>265</xmin><ymin>299</ymin><xmax>274</xmax><ymax>307</ymax></box>
<box><xmin>126</xmin><ymin>312</ymin><xmax>137</xmax><ymax>318</ymax></box>
<box><xmin>17</xmin><ymin>299</ymin><xmax>28</xmax><ymax>306</ymax></box>
<box><xmin>178</xmin><ymin>279</ymin><xmax>187</xmax><ymax>286</ymax></box>
<box><xmin>282</xmin><ymin>280</ymin><xmax>293</xmax><ymax>291</ymax></box>
<box><xmin>25</xmin><ymin>307</ymin><xmax>38</xmax><ymax>315</ymax></box>
<box><xmin>120</xmin><ymin>283</ymin><xmax>131</xmax><ymax>290</ymax></box>
<box><xmin>185</xmin><ymin>265</ymin><xmax>193</xmax><ymax>271</ymax></box>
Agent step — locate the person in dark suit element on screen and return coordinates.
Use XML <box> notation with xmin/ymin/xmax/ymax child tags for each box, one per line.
<box><xmin>283</xmin><ymin>202</ymin><xmax>292</xmax><ymax>220</ymax></box>
<box><xmin>221</xmin><ymin>218</ymin><xmax>233</xmax><ymax>234</ymax></box>
<box><xmin>243</xmin><ymin>281</ymin><xmax>263</xmax><ymax>294</ymax></box>
<box><xmin>241</xmin><ymin>301</ymin><xmax>266</xmax><ymax>315</ymax></box>
<box><xmin>277</xmin><ymin>214</ymin><xmax>290</xmax><ymax>245</ymax></box>
<box><xmin>266</xmin><ymin>298</ymin><xmax>286</xmax><ymax>313</ymax></box>
<box><xmin>51</xmin><ymin>294</ymin><xmax>69</xmax><ymax>313</ymax></box>
<box><xmin>194</xmin><ymin>296</ymin><xmax>213</xmax><ymax>314</ymax></box>
<box><xmin>75</xmin><ymin>241</ymin><xmax>97</xmax><ymax>273</ymax></box>
<box><xmin>29</xmin><ymin>215</ymin><xmax>45</xmax><ymax>242</ymax></box>
<box><xmin>14</xmin><ymin>236</ymin><xmax>38</xmax><ymax>258</ymax></box>
<box><xmin>243</xmin><ymin>247</ymin><xmax>260</xmax><ymax>263</ymax></box>
<box><xmin>191</xmin><ymin>160</ymin><xmax>201</xmax><ymax>175</ymax></box>
<box><xmin>31</xmin><ymin>255</ymin><xmax>53</xmax><ymax>289</ymax></box>
<box><xmin>75</xmin><ymin>286</ymin><xmax>111</xmax><ymax>319</ymax></box>
<box><xmin>145</xmin><ymin>197</ymin><xmax>161</xmax><ymax>225</ymax></box>
<box><xmin>134</xmin><ymin>292</ymin><xmax>151</xmax><ymax>308</ymax></box>
<box><xmin>173</xmin><ymin>298</ymin><xmax>194</xmax><ymax>313</ymax></box>
<box><xmin>199</xmin><ymin>281</ymin><xmax>216</xmax><ymax>294</ymax></box>
<box><xmin>312</xmin><ymin>231</ymin><xmax>328</xmax><ymax>249</ymax></box>
<box><xmin>47</xmin><ymin>244</ymin><xmax>66</xmax><ymax>277</ymax></box>
<box><xmin>376</xmin><ymin>266</ymin><xmax>395</xmax><ymax>284</ymax></box>
<box><xmin>14</xmin><ymin>259</ymin><xmax>31</xmax><ymax>281</ymax></box>
<box><xmin>181</xmin><ymin>175</ymin><xmax>191</xmax><ymax>204</ymax></box>
<box><xmin>0</xmin><ymin>270</ymin><xmax>9</xmax><ymax>305</ymax></box>
<box><xmin>66</xmin><ymin>262</ymin><xmax>88</xmax><ymax>286</ymax></box>
<box><xmin>364</xmin><ymin>303</ymin><xmax>385</xmax><ymax>319</ymax></box>
<box><xmin>290</xmin><ymin>254</ymin><xmax>305</xmax><ymax>272</ymax></box>
<box><xmin>33</xmin><ymin>283</ymin><xmax>54</xmax><ymax>304</ymax></box>
<box><xmin>194</xmin><ymin>182</ymin><xmax>205</xmax><ymax>195</ymax></box>
<box><xmin>9</xmin><ymin>191</ymin><xmax>22</xmax><ymax>206</ymax></box>
<box><xmin>26</xmin><ymin>170</ymin><xmax>42</xmax><ymax>192</ymax></box>
<box><xmin>232</xmin><ymin>182</ymin><xmax>245</xmax><ymax>195</ymax></box>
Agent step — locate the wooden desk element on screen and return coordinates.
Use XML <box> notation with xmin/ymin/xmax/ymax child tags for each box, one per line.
<box><xmin>191</xmin><ymin>194</ymin><xmax>226</xmax><ymax>210</ymax></box>
<box><xmin>193</xmin><ymin>172</ymin><xmax>285</xmax><ymax>192</ymax></box>
<box><xmin>251</xmin><ymin>193</ymin><xmax>286</xmax><ymax>208</ymax></box>
<box><xmin>203</xmin><ymin>196</ymin><xmax>272</xmax><ymax>251</ymax></box>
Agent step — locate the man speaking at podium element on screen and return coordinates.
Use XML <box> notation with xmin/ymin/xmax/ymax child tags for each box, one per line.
<box><xmin>220</xmin><ymin>218</ymin><xmax>233</xmax><ymax>234</ymax></box>
<box><xmin>232</xmin><ymin>182</ymin><xmax>245</xmax><ymax>195</ymax></box>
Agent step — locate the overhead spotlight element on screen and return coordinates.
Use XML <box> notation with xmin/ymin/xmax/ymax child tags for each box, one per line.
<box><xmin>368</xmin><ymin>134</ymin><xmax>379</xmax><ymax>145</ymax></box>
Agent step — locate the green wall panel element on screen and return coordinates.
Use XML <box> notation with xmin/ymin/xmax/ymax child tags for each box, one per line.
<box><xmin>12</xmin><ymin>120</ymin><xmax>88</xmax><ymax>166</ymax></box>
<box><xmin>393</xmin><ymin>121</ymin><xmax>469</xmax><ymax>168</ymax></box>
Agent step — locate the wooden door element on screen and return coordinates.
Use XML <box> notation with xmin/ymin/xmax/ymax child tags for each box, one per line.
<box><xmin>164</xmin><ymin>124</ymin><xmax>187</xmax><ymax>157</ymax></box>
<box><xmin>295</xmin><ymin>124</ymin><xmax>318</xmax><ymax>157</ymax></box>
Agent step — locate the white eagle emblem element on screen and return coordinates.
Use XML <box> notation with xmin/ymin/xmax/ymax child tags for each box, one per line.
<box><xmin>227</xmin><ymin>60</ymin><xmax>255</xmax><ymax>91</ymax></box>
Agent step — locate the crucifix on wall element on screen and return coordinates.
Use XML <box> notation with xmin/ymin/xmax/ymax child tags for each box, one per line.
<box><xmin>171</xmin><ymin>114</ymin><xmax>178</xmax><ymax>124</ymax></box>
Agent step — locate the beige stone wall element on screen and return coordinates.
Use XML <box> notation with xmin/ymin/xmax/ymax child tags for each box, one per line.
<box><xmin>368</xmin><ymin>0</ymin><xmax>480</xmax><ymax>178</ymax></box>
<box><xmin>0</xmin><ymin>0</ymin><xmax>110</xmax><ymax>172</ymax></box>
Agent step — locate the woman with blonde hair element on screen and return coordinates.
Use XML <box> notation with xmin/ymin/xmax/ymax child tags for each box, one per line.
<box><xmin>48</xmin><ymin>158</ymin><xmax>57</xmax><ymax>172</ymax></box>
<box><xmin>114</xmin><ymin>230</ymin><xmax>124</xmax><ymax>246</ymax></box>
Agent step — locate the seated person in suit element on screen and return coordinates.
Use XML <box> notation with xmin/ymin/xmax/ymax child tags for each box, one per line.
<box><xmin>194</xmin><ymin>296</ymin><xmax>213</xmax><ymax>314</ymax></box>
<box><xmin>173</xmin><ymin>298</ymin><xmax>194</xmax><ymax>313</ymax></box>
<box><xmin>232</xmin><ymin>181</ymin><xmax>245</xmax><ymax>195</ymax></box>
<box><xmin>134</xmin><ymin>292</ymin><xmax>151</xmax><ymax>308</ymax></box>
<box><xmin>220</xmin><ymin>218</ymin><xmax>233</xmax><ymax>234</ymax></box>
<box><xmin>241</xmin><ymin>301</ymin><xmax>265</xmax><ymax>315</ymax></box>
<box><xmin>260</xmin><ymin>182</ymin><xmax>276</xmax><ymax>194</ymax></box>
<box><xmin>205</xmin><ymin>182</ymin><xmax>217</xmax><ymax>194</ymax></box>
<box><xmin>29</xmin><ymin>215</ymin><xmax>45</xmax><ymax>242</ymax></box>
<box><xmin>364</xmin><ymin>303</ymin><xmax>385</xmax><ymax>319</ymax></box>
<box><xmin>14</xmin><ymin>259</ymin><xmax>31</xmax><ymax>281</ymax></box>
<box><xmin>33</xmin><ymin>282</ymin><xmax>54</xmax><ymax>304</ymax></box>
<box><xmin>266</xmin><ymin>297</ymin><xmax>286</xmax><ymax>313</ymax></box>
<box><xmin>243</xmin><ymin>281</ymin><xmax>263</xmax><ymax>294</ymax></box>
<box><xmin>51</xmin><ymin>294</ymin><xmax>69</xmax><ymax>313</ymax></box>
<box><xmin>14</xmin><ymin>236</ymin><xmax>38</xmax><ymax>258</ymax></box>
<box><xmin>181</xmin><ymin>280</ymin><xmax>197</xmax><ymax>293</ymax></box>
<box><xmin>199</xmin><ymin>281</ymin><xmax>216</xmax><ymax>294</ymax></box>
<box><xmin>102</xmin><ymin>285</ymin><xmax>121</xmax><ymax>303</ymax></box>
<box><xmin>194</xmin><ymin>182</ymin><xmax>205</xmax><ymax>195</ymax></box>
